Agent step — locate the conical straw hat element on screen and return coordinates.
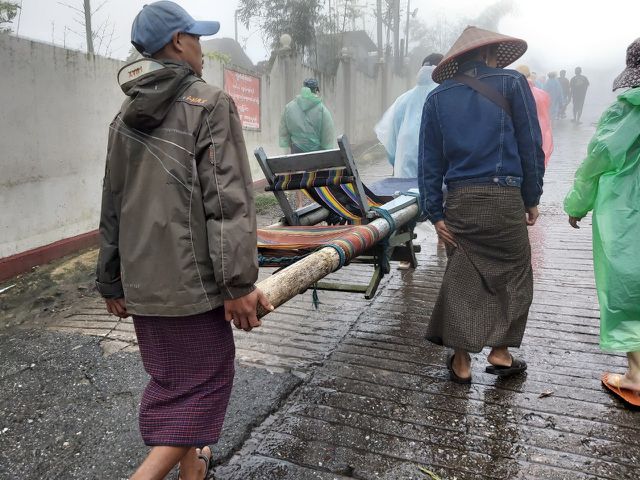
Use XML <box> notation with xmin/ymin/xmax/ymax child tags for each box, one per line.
<box><xmin>432</xmin><ymin>26</ymin><xmax>528</xmax><ymax>84</ymax></box>
<box><xmin>612</xmin><ymin>37</ymin><xmax>640</xmax><ymax>90</ymax></box>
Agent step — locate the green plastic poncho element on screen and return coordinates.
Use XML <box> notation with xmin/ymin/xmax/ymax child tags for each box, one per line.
<box><xmin>279</xmin><ymin>87</ymin><xmax>336</xmax><ymax>152</ymax></box>
<box><xmin>564</xmin><ymin>87</ymin><xmax>640</xmax><ymax>352</ymax></box>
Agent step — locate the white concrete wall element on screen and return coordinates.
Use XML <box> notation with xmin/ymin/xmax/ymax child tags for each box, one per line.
<box><xmin>1</xmin><ymin>35</ymin><xmax>411</xmax><ymax>259</ymax></box>
<box><xmin>0</xmin><ymin>35</ymin><xmax>124</xmax><ymax>259</ymax></box>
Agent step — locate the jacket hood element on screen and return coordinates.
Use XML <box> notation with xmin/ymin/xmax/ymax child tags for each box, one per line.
<box><xmin>118</xmin><ymin>59</ymin><xmax>198</xmax><ymax>131</ymax></box>
<box><xmin>295</xmin><ymin>87</ymin><xmax>322</xmax><ymax>112</ymax></box>
<box><xmin>619</xmin><ymin>86</ymin><xmax>640</xmax><ymax>106</ymax></box>
<box><xmin>416</xmin><ymin>65</ymin><xmax>436</xmax><ymax>86</ymax></box>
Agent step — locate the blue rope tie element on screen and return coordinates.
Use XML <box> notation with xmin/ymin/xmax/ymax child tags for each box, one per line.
<box><xmin>371</xmin><ymin>206</ymin><xmax>396</xmax><ymax>240</ymax></box>
<box><xmin>312</xmin><ymin>284</ymin><xmax>320</xmax><ymax>309</ymax></box>
<box><xmin>324</xmin><ymin>243</ymin><xmax>347</xmax><ymax>267</ymax></box>
<box><xmin>400</xmin><ymin>190</ymin><xmax>424</xmax><ymax>224</ymax></box>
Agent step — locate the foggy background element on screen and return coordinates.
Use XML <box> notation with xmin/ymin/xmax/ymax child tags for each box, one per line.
<box><xmin>12</xmin><ymin>1</ymin><xmax>636</xmax><ymax>67</ymax></box>
<box><xmin>11</xmin><ymin>0</ymin><xmax>636</xmax><ymax>118</ymax></box>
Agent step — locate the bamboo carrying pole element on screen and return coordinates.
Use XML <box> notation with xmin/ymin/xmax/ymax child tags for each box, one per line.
<box><xmin>256</xmin><ymin>200</ymin><xmax>420</xmax><ymax>318</ymax></box>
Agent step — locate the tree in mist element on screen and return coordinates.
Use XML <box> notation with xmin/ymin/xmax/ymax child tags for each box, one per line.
<box><xmin>126</xmin><ymin>45</ymin><xmax>140</xmax><ymax>62</ymax></box>
<box><xmin>238</xmin><ymin>1</ymin><xmax>394</xmax><ymax>63</ymax></box>
<box><xmin>473</xmin><ymin>0</ymin><xmax>515</xmax><ymax>31</ymax></box>
<box><xmin>407</xmin><ymin>0</ymin><xmax>516</xmax><ymax>67</ymax></box>
<box><xmin>237</xmin><ymin>0</ymin><xmax>323</xmax><ymax>55</ymax></box>
<box><xmin>0</xmin><ymin>1</ymin><xmax>20</xmax><ymax>33</ymax></box>
<box><xmin>314</xmin><ymin>0</ymin><xmax>376</xmax><ymax>69</ymax></box>
<box><xmin>59</xmin><ymin>0</ymin><xmax>116</xmax><ymax>56</ymax></box>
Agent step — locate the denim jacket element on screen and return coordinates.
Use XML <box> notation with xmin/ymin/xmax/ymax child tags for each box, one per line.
<box><xmin>418</xmin><ymin>61</ymin><xmax>545</xmax><ymax>223</ymax></box>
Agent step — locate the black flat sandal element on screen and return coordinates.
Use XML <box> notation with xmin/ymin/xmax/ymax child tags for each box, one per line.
<box><xmin>485</xmin><ymin>355</ymin><xmax>527</xmax><ymax>377</ymax></box>
<box><xmin>446</xmin><ymin>352</ymin><xmax>472</xmax><ymax>384</ymax></box>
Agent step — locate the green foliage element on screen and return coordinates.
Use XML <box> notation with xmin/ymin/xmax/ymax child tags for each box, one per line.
<box><xmin>254</xmin><ymin>192</ymin><xmax>279</xmax><ymax>215</ymax></box>
<box><xmin>417</xmin><ymin>466</ymin><xmax>442</xmax><ymax>480</ymax></box>
<box><xmin>205</xmin><ymin>51</ymin><xmax>231</xmax><ymax>64</ymax></box>
<box><xmin>0</xmin><ymin>1</ymin><xmax>20</xmax><ymax>33</ymax></box>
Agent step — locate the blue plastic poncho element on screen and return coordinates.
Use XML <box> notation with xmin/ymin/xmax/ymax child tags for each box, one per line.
<box><xmin>564</xmin><ymin>87</ymin><xmax>640</xmax><ymax>352</ymax></box>
<box><xmin>544</xmin><ymin>77</ymin><xmax>564</xmax><ymax>119</ymax></box>
<box><xmin>375</xmin><ymin>65</ymin><xmax>438</xmax><ymax>178</ymax></box>
<box><xmin>279</xmin><ymin>87</ymin><xmax>336</xmax><ymax>152</ymax></box>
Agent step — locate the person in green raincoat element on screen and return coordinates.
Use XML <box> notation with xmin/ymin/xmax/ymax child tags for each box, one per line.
<box><xmin>279</xmin><ymin>78</ymin><xmax>336</xmax><ymax>154</ymax></box>
<box><xmin>564</xmin><ymin>37</ymin><xmax>640</xmax><ymax>406</ymax></box>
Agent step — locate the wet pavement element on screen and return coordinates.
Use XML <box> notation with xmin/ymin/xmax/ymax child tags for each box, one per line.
<box><xmin>2</xmin><ymin>102</ymin><xmax>640</xmax><ymax>479</ymax></box>
<box><xmin>214</xmin><ymin>114</ymin><xmax>640</xmax><ymax>479</ymax></box>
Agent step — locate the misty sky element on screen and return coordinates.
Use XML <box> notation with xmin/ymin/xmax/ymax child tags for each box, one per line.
<box><xmin>12</xmin><ymin>0</ymin><xmax>638</xmax><ymax>74</ymax></box>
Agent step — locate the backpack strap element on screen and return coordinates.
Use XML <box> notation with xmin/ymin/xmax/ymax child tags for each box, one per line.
<box><xmin>453</xmin><ymin>74</ymin><xmax>512</xmax><ymax>117</ymax></box>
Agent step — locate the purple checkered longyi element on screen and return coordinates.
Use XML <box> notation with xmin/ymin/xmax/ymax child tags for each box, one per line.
<box><xmin>133</xmin><ymin>307</ymin><xmax>235</xmax><ymax>446</ymax></box>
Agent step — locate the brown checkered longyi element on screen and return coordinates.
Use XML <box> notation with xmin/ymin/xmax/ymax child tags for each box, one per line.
<box><xmin>426</xmin><ymin>185</ymin><xmax>534</xmax><ymax>352</ymax></box>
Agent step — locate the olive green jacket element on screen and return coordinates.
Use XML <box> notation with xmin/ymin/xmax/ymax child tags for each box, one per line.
<box><xmin>96</xmin><ymin>59</ymin><xmax>258</xmax><ymax>316</ymax></box>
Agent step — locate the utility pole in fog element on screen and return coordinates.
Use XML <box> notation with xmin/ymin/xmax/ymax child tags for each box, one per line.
<box><xmin>60</xmin><ymin>0</ymin><xmax>114</xmax><ymax>55</ymax></box>
<box><xmin>404</xmin><ymin>0</ymin><xmax>410</xmax><ymax>56</ymax></box>
<box><xmin>376</xmin><ymin>0</ymin><xmax>382</xmax><ymax>59</ymax></box>
<box><xmin>393</xmin><ymin>0</ymin><xmax>399</xmax><ymax>59</ymax></box>
<box><xmin>83</xmin><ymin>0</ymin><xmax>94</xmax><ymax>54</ymax></box>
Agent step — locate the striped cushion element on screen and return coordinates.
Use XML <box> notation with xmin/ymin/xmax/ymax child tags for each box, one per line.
<box><xmin>257</xmin><ymin>224</ymin><xmax>383</xmax><ymax>267</ymax></box>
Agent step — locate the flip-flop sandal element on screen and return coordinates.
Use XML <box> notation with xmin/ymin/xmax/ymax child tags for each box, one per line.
<box><xmin>198</xmin><ymin>448</ymin><xmax>211</xmax><ymax>479</ymax></box>
<box><xmin>485</xmin><ymin>355</ymin><xmax>527</xmax><ymax>377</ymax></box>
<box><xmin>446</xmin><ymin>352</ymin><xmax>472</xmax><ymax>384</ymax></box>
<box><xmin>602</xmin><ymin>372</ymin><xmax>640</xmax><ymax>407</ymax></box>
<box><xmin>179</xmin><ymin>447</ymin><xmax>212</xmax><ymax>480</ymax></box>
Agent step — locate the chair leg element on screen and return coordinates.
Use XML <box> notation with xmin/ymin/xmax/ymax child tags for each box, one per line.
<box><xmin>406</xmin><ymin>238</ymin><xmax>418</xmax><ymax>268</ymax></box>
<box><xmin>365</xmin><ymin>265</ymin><xmax>383</xmax><ymax>299</ymax></box>
<box><xmin>381</xmin><ymin>244</ymin><xmax>391</xmax><ymax>274</ymax></box>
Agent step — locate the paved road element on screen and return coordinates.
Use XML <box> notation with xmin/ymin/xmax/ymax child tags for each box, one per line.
<box><xmin>2</xmin><ymin>103</ymin><xmax>639</xmax><ymax>479</ymax></box>
<box><xmin>214</xmin><ymin>117</ymin><xmax>640</xmax><ymax>478</ymax></box>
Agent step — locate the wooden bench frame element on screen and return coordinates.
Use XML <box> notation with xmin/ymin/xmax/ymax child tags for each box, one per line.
<box><xmin>255</xmin><ymin>135</ymin><xmax>419</xmax><ymax>299</ymax></box>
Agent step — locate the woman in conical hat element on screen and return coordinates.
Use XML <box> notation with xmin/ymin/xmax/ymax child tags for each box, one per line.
<box><xmin>418</xmin><ymin>26</ymin><xmax>545</xmax><ymax>383</ymax></box>
<box><xmin>431</xmin><ymin>26</ymin><xmax>528</xmax><ymax>83</ymax></box>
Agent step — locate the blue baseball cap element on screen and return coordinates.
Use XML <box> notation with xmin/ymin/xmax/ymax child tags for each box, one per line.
<box><xmin>131</xmin><ymin>1</ymin><xmax>220</xmax><ymax>56</ymax></box>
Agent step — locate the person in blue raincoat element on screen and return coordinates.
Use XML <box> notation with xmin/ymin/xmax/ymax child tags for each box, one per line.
<box><xmin>375</xmin><ymin>53</ymin><xmax>442</xmax><ymax>178</ymax></box>
<box><xmin>544</xmin><ymin>71</ymin><xmax>564</xmax><ymax>120</ymax></box>
<box><xmin>564</xmin><ymin>38</ymin><xmax>640</xmax><ymax>407</ymax></box>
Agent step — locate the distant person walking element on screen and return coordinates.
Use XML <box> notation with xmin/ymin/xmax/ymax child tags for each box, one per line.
<box><xmin>570</xmin><ymin>66</ymin><xmax>590</xmax><ymax>123</ymax></box>
<box><xmin>279</xmin><ymin>78</ymin><xmax>336</xmax><ymax>154</ymax></box>
<box><xmin>419</xmin><ymin>27</ymin><xmax>545</xmax><ymax>384</ymax></box>
<box><xmin>558</xmin><ymin>69</ymin><xmax>571</xmax><ymax>118</ymax></box>
<box><xmin>516</xmin><ymin>65</ymin><xmax>554</xmax><ymax>166</ymax></box>
<box><xmin>564</xmin><ymin>38</ymin><xmax>640</xmax><ymax>408</ymax></box>
<box><xmin>279</xmin><ymin>78</ymin><xmax>336</xmax><ymax>207</ymax></box>
<box><xmin>375</xmin><ymin>53</ymin><xmax>442</xmax><ymax>177</ymax></box>
<box><xmin>95</xmin><ymin>2</ymin><xmax>273</xmax><ymax>478</ymax></box>
<box><xmin>544</xmin><ymin>71</ymin><xmax>564</xmax><ymax>120</ymax></box>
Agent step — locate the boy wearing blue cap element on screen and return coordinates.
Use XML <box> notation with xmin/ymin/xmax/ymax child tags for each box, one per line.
<box><xmin>95</xmin><ymin>2</ymin><xmax>273</xmax><ymax>479</ymax></box>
